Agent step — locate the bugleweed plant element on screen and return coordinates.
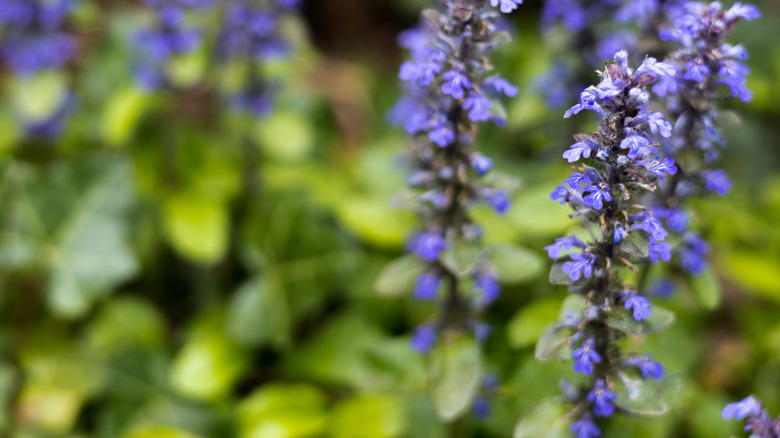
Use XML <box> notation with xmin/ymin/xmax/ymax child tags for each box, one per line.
<box><xmin>517</xmin><ymin>51</ymin><xmax>680</xmax><ymax>437</ymax></box>
<box><xmin>386</xmin><ymin>0</ymin><xmax>520</xmax><ymax>423</ymax></box>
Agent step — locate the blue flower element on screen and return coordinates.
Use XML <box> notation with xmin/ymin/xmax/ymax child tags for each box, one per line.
<box><xmin>472</xmin><ymin>321</ymin><xmax>492</xmax><ymax>342</ymax></box>
<box><xmin>564</xmin><ymin>168</ymin><xmax>597</xmax><ymax>189</ymax></box>
<box><xmin>570</xmin><ymin>414</ymin><xmax>601</xmax><ymax>438</ymax></box>
<box><xmin>441</xmin><ymin>69</ymin><xmax>472</xmax><ymax>99</ymax></box>
<box><xmin>551</xmin><ymin>185</ymin><xmax>570</xmax><ymax>205</ymax></box>
<box><xmin>483</xmin><ymin>76</ymin><xmax>519</xmax><ymax>97</ymax></box>
<box><xmin>490</xmin><ymin>0</ymin><xmax>523</xmax><ymax>14</ymax></box>
<box><xmin>485</xmin><ymin>189</ymin><xmax>510</xmax><ymax>215</ymax></box>
<box><xmin>414</xmin><ymin>271</ymin><xmax>440</xmax><ymax>300</ymax></box>
<box><xmin>475</xmin><ymin>272</ymin><xmax>500</xmax><ymax>304</ymax></box>
<box><xmin>463</xmin><ymin>92</ymin><xmax>493</xmax><ymax>122</ymax></box>
<box><xmin>679</xmin><ymin>233</ymin><xmax>709</xmax><ymax>274</ymax></box>
<box><xmin>625</xmin><ymin>355</ymin><xmax>664</xmax><ymax>379</ymax></box>
<box><xmin>648</xmin><ymin>240</ymin><xmax>671</xmax><ymax>263</ymax></box>
<box><xmin>470</xmin><ymin>152</ymin><xmax>493</xmax><ymax>175</ymax></box>
<box><xmin>563</xmin><ymin>140</ymin><xmax>598</xmax><ymax>163</ymax></box>
<box><xmin>632</xmin><ymin>211</ymin><xmax>668</xmax><ymax>241</ymax></box>
<box><xmin>639</xmin><ymin>157</ymin><xmax>677</xmax><ymax>179</ymax></box>
<box><xmin>623</xmin><ymin>291</ymin><xmax>652</xmax><ymax>321</ymax></box>
<box><xmin>620</xmin><ymin>134</ymin><xmax>651</xmax><ymax>159</ymax></box>
<box><xmin>583</xmin><ymin>183</ymin><xmax>612</xmax><ymax>210</ymax></box>
<box><xmin>587</xmin><ymin>379</ymin><xmax>616</xmax><ymax>417</ymax></box>
<box><xmin>408</xmin><ymin>231</ymin><xmax>447</xmax><ymax>262</ymax></box>
<box><xmin>472</xmin><ymin>397</ymin><xmax>491</xmax><ymax>419</ymax></box>
<box><xmin>562</xmin><ymin>252</ymin><xmax>597</xmax><ymax>281</ymax></box>
<box><xmin>613</xmin><ymin>223</ymin><xmax>628</xmax><ymax>243</ymax></box>
<box><xmin>572</xmin><ymin>338</ymin><xmax>602</xmax><ymax>375</ymax></box>
<box><xmin>722</xmin><ymin>396</ymin><xmax>763</xmax><ymax>420</ymax></box>
<box><xmin>544</xmin><ymin>235</ymin><xmax>585</xmax><ymax>258</ymax></box>
<box><xmin>429</xmin><ymin>121</ymin><xmax>456</xmax><ymax>147</ymax></box>
<box><xmin>642</xmin><ymin>111</ymin><xmax>673</xmax><ymax>137</ymax></box>
<box><xmin>410</xmin><ymin>324</ymin><xmax>438</xmax><ymax>353</ymax></box>
<box><xmin>701</xmin><ymin>169</ymin><xmax>732</xmax><ymax>195</ymax></box>
<box><xmin>724</xmin><ymin>3</ymin><xmax>761</xmax><ymax>21</ymax></box>
<box><xmin>636</xmin><ymin>56</ymin><xmax>676</xmax><ymax>81</ymax></box>
<box><xmin>683</xmin><ymin>58</ymin><xmax>711</xmax><ymax>82</ymax></box>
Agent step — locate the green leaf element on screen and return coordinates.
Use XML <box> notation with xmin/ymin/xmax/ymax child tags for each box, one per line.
<box><xmin>549</xmin><ymin>259</ymin><xmax>573</xmax><ymax>286</ymax></box>
<box><xmin>331</xmin><ymin>394</ymin><xmax>405</xmax><ymax>438</ymax></box>
<box><xmin>374</xmin><ymin>255</ymin><xmax>426</xmax><ymax>297</ymax></box>
<box><xmin>166</xmin><ymin>50</ymin><xmax>207</xmax><ymax>88</ymax></box>
<box><xmin>254</xmin><ymin>111</ymin><xmax>314</xmax><ymax>163</ymax></box>
<box><xmin>486</xmin><ymin>243</ymin><xmax>544</xmax><ymax>284</ymax></box>
<box><xmin>236</xmin><ymin>384</ymin><xmax>328</xmax><ymax>438</ymax></box>
<box><xmin>559</xmin><ymin>294</ymin><xmax>586</xmax><ymax>318</ymax></box>
<box><xmin>225</xmin><ymin>275</ymin><xmax>290</xmax><ymax>347</ymax></box>
<box><xmin>10</xmin><ymin>72</ymin><xmax>68</xmax><ymax>121</ymax></box>
<box><xmin>122</xmin><ymin>425</ymin><xmax>202</xmax><ymax>438</ymax></box>
<box><xmin>163</xmin><ymin>193</ymin><xmax>228</xmax><ymax>264</ymax></box>
<box><xmin>507</xmin><ymin>186</ymin><xmax>573</xmax><ymax>236</ymax></box>
<box><xmin>687</xmin><ymin>268</ymin><xmax>722</xmax><ymax>310</ymax></box>
<box><xmin>513</xmin><ymin>399</ymin><xmax>570</xmax><ymax>438</ymax></box>
<box><xmin>439</xmin><ymin>242</ymin><xmax>480</xmax><ymax>278</ymax></box>
<box><xmin>612</xmin><ymin>373</ymin><xmax>680</xmax><ymax>416</ymax></box>
<box><xmin>336</xmin><ymin>196</ymin><xmax>415</xmax><ymax>248</ymax></box>
<box><xmin>87</xmin><ymin>296</ymin><xmax>165</xmax><ymax>356</ymax></box>
<box><xmin>721</xmin><ymin>250</ymin><xmax>780</xmax><ymax>302</ymax></box>
<box><xmin>169</xmin><ymin>331</ymin><xmax>250</xmax><ymax>402</ymax></box>
<box><xmin>1</xmin><ymin>159</ymin><xmax>139</xmax><ymax>317</ymax></box>
<box><xmin>102</xmin><ymin>87</ymin><xmax>150</xmax><ymax>147</ymax></box>
<box><xmin>507</xmin><ymin>297</ymin><xmax>562</xmax><ymax>349</ymax></box>
<box><xmin>605</xmin><ymin>305</ymin><xmax>675</xmax><ymax>335</ymax></box>
<box><xmin>534</xmin><ymin>323</ymin><xmax>572</xmax><ymax>361</ymax></box>
<box><xmin>428</xmin><ymin>334</ymin><xmax>482</xmax><ymax>421</ymax></box>
<box><xmin>617</xmin><ymin>232</ymin><xmax>650</xmax><ymax>259</ymax></box>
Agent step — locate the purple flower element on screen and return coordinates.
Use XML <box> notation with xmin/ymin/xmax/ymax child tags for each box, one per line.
<box><xmin>562</xmin><ymin>252</ymin><xmax>597</xmax><ymax>281</ymax></box>
<box><xmin>639</xmin><ymin>157</ymin><xmax>677</xmax><ymax>179</ymax></box>
<box><xmin>472</xmin><ymin>397</ymin><xmax>491</xmax><ymax>419</ymax></box>
<box><xmin>551</xmin><ymin>185</ymin><xmax>570</xmax><ymax>205</ymax></box>
<box><xmin>475</xmin><ymin>272</ymin><xmax>500</xmax><ymax>304</ymax></box>
<box><xmin>490</xmin><ymin>0</ymin><xmax>523</xmax><ymax>14</ymax></box>
<box><xmin>470</xmin><ymin>152</ymin><xmax>493</xmax><ymax>175</ymax></box>
<box><xmin>429</xmin><ymin>122</ymin><xmax>456</xmax><ymax>147</ymax></box>
<box><xmin>583</xmin><ymin>183</ymin><xmax>612</xmax><ymax>210</ymax></box>
<box><xmin>483</xmin><ymin>76</ymin><xmax>518</xmax><ymax>97</ymax></box>
<box><xmin>625</xmin><ymin>355</ymin><xmax>664</xmax><ymax>379</ymax></box>
<box><xmin>636</xmin><ymin>57</ymin><xmax>676</xmax><ymax>81</ymax></box>
<box><xmin>441</xmin><ymin>69</ymin><xmax>472</xmax><ymax>99</ymax></box>
<box><xmin>648</xmin><ymin>240</ymin><xmax>671</xmax><ymax>263</ymax></box>
<box><xmin>544</xmin><ymin>235</ymin><xmax>585</xmax><ymax>258</ymax></box>
<box><xmin>642</xmin><ymin>111</ymin><xmax>673</xmax><ymax>138</ymax></box>
<box><xmin>587</xmin><ymin>379</ymin><xmax>616</xmax><ymax>417</ymax></box>
<box><xmin>570</xmin><ymin>414</ymin><xmax>601</xmax><ymax>438</ymax></box>
<box><xmin>463</xmin><ymin>92</ymin><xmax>493</xmax><ymax>122</ymax></box>
<box><xmin>408</xmin><ymin>231</ymin><xmax>447</xmax><ymax>262</ymax></box>
<box><xmin>722</xmin><ymin>396</ymin><xmax>763</xmax><ymax>420</ymax></box>
<box><xmin>563</xmin><ymin>140</ymin><xmax>598</xmax><ymax>163</ymax></box>
<box><xmin>701</xmin><ymin>169</ymin><xmax>732</xmax><ymax>195</ymax></box>
<box><xmin>679</xmin><ymin>233</ymin><xmax>709</xmax><ymax>274</ymax></box>
<box><xmin>683</xmin><ymin>58</ymin><xmax>711</xmax><ymax>83</ymax></box>
<box><xmin>724</xmin><ymin>3</ymin><xmax>761</xmax><ymax>21</ymax></box>
<box><xmin>632</xmin><ymin>211</ymin><xmax>669</xmax><ymax>241</ymax></box>
<box><xmin>572</xmin><ymin>338</ymin><xmax>602</xmax><ymax>375</ymax></box>
<box><xmin>414</xmin><ymin>271</ymin><xmax>440</xmax><ymax>300</ymax></box>
<box><xmin>613</xmin><ymin>223</ymin><xmax>628</xmax><ymax>243</ymax></box>
<box><xmin>620</xmin><ymin>134</ymin><xmax>651</xmax><ymax>159</ymax></box>
<box><xmin>623</xmin><ymin>291</ymin><xmax>652</xmax><ymax>321</ymax></box>
<box><xmin>484</xmin><ymin>189</ymin><xmax>510</xmax><ymax>214</ymax></box>
<box><xmin>411</xmin><ymin>324</ymin><xmax>438</xmax><ymax>353</ymax></box>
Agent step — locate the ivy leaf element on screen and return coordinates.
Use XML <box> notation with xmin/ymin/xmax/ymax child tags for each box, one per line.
<box><xmin>513</xmin><ymin>398</ymin><xmax>570</xmax><ymax>438</ymax></box>
<box><xmin>429</xmin><ymin>334</ymin><xmax>482</xmax><ymax>421</ymax></box>
<box><xmin>374</xmin><ymin>255</ymin><xmax>425</xmax><ymax>297</ymax></box>
<box><xmin>617</xmin><ymin>232</ymin><xmax>650</xmax><ymax>259</ymax></box>
<box><xmin>1</xmin><ymin>158</ymin><xmax>139</xmax><ymax>318</ymax></box>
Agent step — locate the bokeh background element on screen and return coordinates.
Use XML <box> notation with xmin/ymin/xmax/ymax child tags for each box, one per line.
<box><xmin>2</xmin><ymin>0</ymin><xmax>780</xmax><ymax>437</ymax></box>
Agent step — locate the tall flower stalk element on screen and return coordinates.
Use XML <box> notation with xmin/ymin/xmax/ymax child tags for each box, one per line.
<box><xmin>532</xmin><ymin>51</ymin><xmax>679</xmax><ymax>437</ymax></box>
<box><xmin>386</xmin><ymin>0</ymin><xmax>520</xmax><ymax>422</ymax></box>
<box><xmin>641</xmin><ymin>1</ymin><xmax>760</xmax><ymax>288</ymax></box>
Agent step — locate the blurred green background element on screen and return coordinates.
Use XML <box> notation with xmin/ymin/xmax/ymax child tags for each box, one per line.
<box><xmin>1</xmin><ymin>0</ymin><xmax>780</xmax><ymax>437</ymax></box>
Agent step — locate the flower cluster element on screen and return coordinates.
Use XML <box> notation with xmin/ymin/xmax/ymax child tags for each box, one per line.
<box><xmin>542</xmin><ymin>51</ymin><xmax>678</xmax><ymax>437</ymax></box>
<box><xmin>0</xmin><ymin>0</ymin><xmax>79</xmax><ymax>138</ymax></box>
<box><xmin>391</xmin><ymin>0</ymin><xmax>520</xmax><ymax>354</ymax></box>
<box><xmin>641</xmin><ymin>2</ymin><xmax>760</xmax><ymax>278</ymax></box>
<box><xmin>723</xmin><ymin>395</ymin><xmax>780</xmax><ymax>438</ymax></box>
<box><xmin>216</xmin><ymin>0</ymin><xmax>300</xmax><ymax>117</ymax></box>
<box><xmin>132</xmin><ymin>0</ymin><xmax>214</xmax><ymax>90</ymax></box>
